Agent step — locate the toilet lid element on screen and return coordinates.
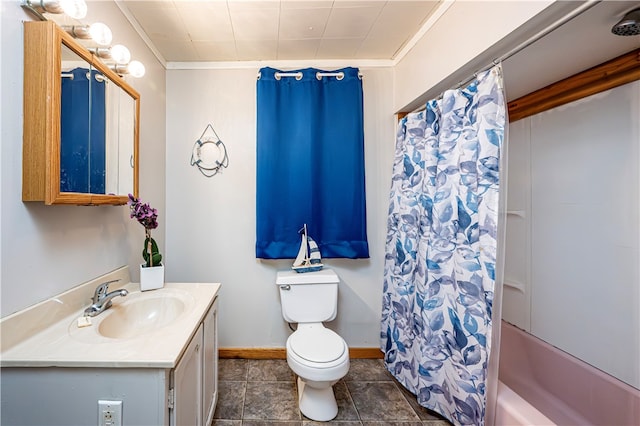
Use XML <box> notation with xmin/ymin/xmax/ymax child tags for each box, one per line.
<box><xmin>290</xmin><ymin>328</ymin><xmax>346</xmax><ymax>363</ymax></box>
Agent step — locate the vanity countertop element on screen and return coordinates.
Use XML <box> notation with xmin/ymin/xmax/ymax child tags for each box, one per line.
<box><xmin>0</xmin><ymin>273</ymin><xmax>220</xmax><ymax>369</ymax></box>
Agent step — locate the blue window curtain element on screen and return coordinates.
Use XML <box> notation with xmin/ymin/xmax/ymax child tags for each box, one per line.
<box><xmin>256</xmin><ymin>67</ymin><xmax>369</xmax><ymax>259</ymax></box>
<box><xmin>60</xmin><ymin>68</ymin><xmax>106</xmax><ymax>193</ymax></box>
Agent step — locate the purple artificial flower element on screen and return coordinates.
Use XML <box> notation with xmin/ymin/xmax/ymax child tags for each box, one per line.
<box><xmin>128</xmin><ymin>194</ymin><xmax>159</xmax><ymax>230</ymax></box>
<box><xmin>128</xmin><ymin>194</ymin><xmax>163</xmax><ymax>267</ymax></box>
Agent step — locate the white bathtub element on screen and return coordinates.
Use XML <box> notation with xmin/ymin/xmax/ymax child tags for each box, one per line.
<box><xmin>496</xmin><ymin>320</ymin><xmax>640</xmax><ymax>425</ymax></box>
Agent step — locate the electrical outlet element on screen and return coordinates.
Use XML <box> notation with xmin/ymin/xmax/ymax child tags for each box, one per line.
<box><xmin>98</xmin><ymin>400</ymin><xmax>122</xmax><ymax>426</ymax></box>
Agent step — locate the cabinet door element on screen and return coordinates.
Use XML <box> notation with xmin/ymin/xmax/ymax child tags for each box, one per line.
<box><xmin>171</xmin><ymin>324</ymin><xmax>203</xmax><ymax>426</ymax></box>
<box><xmin>203</xmin><ymin>298</ymin><xmax>219</xmax><ymax>426</ymax></box>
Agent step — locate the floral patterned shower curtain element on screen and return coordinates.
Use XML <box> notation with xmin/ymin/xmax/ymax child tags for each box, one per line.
<box><xmin>381</xmin><ymin>66</ymin><xmax>506</xmax><ymax>426</ymax></box>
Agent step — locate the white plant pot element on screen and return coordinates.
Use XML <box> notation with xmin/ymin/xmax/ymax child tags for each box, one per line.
<box><xmin>140</xmin><ymin>263</ymin><xmax>164</xmax><ymax>291</ymax></box>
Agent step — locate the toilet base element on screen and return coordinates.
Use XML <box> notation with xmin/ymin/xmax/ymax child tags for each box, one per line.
<box><xmin>297</xmin><ymin>376</ymin><xmax>338</xmax><ymax>421</ymax></box>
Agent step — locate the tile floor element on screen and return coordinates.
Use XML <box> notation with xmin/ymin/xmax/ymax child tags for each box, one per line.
<box><xmin>212</xmin><ymin>358</ymin><xmax>452</xmax><ymax>425</ymax></box>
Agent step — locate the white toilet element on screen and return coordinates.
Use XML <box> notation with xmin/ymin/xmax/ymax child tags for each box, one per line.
<box><xmin>276</xmin><ymin>269</ymin><xmax>350</xmax><ymax>422</ymax></box>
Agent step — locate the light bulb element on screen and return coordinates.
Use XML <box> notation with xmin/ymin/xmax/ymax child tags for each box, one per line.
<box><xmin>59</xmin><ymin>0</ymin><xmax>87</xmax><ymax>19</ymax></box>
<box><xmin>127</xmin><ymin>60</ymin><xmax>145</xmax><ymax>78</ymax></box>
<box><xmin>110</xmin><ymin>44</ymin><xmax>131</xmax><ymax>65</ymax></box>
<box><xmin>89</xmin><ymin>23</ymin><xmax>112</xmax><ymax>46</ymax></box>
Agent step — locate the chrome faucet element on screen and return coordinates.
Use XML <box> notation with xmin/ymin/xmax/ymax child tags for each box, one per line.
<box><xmin>84</xmin><ymin>279</ymin><xmax>129</xmax><ymax>317</ymax></box>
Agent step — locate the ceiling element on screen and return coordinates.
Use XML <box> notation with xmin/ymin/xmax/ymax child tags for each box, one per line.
<box><xmin>116</xmin><ymin>0</ymin><xmax>441</xmax><ymax>63</ymax></box>
<box><xmin>45</xmin><ymin>0</ymin><xmax>639</xmax><ymax>105</ymax></box>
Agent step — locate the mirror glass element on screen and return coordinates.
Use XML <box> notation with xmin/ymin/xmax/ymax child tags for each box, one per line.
<box><xmin>59</xmin><ymin>41</ymin><xmax>136</xmax><ymax>196</ymax></box>
<box><xmin>105</xmin><ymin>82</ymin><xmax>135</xmax><ymax>196</ymax></box>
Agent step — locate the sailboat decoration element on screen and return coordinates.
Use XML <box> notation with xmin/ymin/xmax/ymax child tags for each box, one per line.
<box><xmin>292</xmin><ymin>224</ymin><xmax>323</xmax><ymax>273</ymax></box>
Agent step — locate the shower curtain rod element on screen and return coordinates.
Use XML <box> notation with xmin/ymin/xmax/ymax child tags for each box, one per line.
<box><xmin>410</xmin><ymin>0</ymin><xmax>601</xmax><ymax>113</ymax></box>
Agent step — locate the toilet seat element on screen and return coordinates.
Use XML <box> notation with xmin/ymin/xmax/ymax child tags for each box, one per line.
<box><xmin>289</xmin><ymin>327</ymin><xmax>346</xmax><ymax>363</ymax></box>
<box><xmin>284</xmin><ymin>324</ymin><xmax>350</xmax><ymax>420</ymax></box>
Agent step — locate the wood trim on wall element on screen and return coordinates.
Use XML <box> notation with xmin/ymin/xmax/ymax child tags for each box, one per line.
<box><xmin>508</xmin><ymin>48</ymin><xmax>640</xmax><ymax>122</ymax></box>
<box><xmin>397</xmin><ymin>111</ymin><xmax>409</xmax><ymax>121</ymax></box>
<box><xmin>219</xmin><ymin>347</ymin><xmax>384</xmax><ymax>359</ymax></box>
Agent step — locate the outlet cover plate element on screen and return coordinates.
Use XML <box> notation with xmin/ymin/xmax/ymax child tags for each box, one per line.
<box><xmin>98</xmin><ymin>400</ymin><xmax>122</xmax><ymax>426</ymax></box>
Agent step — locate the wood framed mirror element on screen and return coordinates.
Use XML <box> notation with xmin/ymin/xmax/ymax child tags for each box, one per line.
<box><xmin>22</xmin><ymin>20</ymin><xmax>139</xmax><ymax>205</ymax></box>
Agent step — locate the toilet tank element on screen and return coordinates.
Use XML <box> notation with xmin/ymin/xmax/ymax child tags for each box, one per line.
<box><xmin>276</xmin><ymin>269</ymin><xmax>339</xmax><ymax>323</ymax></box>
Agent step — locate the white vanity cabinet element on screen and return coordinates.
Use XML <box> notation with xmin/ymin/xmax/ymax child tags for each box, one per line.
<box><xmin>172</xmin><ymin>324</ymin><xmax>203</xmax><ymax>426</ymax></box>
<box><xmin>202</xmin><ymin>297</ymin><xmax>219</xmax><ymax>425</ymax></box>
<box><xmin>171</xmin><ymin>297</ymin><xmax>218</xmax><ymax>426</ymax></box>
<box><xmin>0</xmin><ymin>279</ymin><xmax>220</xmax><ymax>426</ymax></box>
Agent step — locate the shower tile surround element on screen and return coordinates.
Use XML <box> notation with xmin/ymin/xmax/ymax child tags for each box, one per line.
<box><xmin>213</xmin><ymin>359</ymin><xmax>452</xmax><ymax>425</ymax></box>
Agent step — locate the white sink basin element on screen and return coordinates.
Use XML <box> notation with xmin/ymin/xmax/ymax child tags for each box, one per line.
<box><xmin>98</xmin><ymin>295</ymin><xmax>186</xmax><ymax>339</ymax></box>
<box><xmin>68</xmin><ymin>287</ymin><xmax>195</xmax><ymax>342</ymax></box>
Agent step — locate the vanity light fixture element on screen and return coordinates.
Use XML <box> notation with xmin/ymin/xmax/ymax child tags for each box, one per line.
<box><xmin>89</xmin><ymin>44</ymin><xmax>130</xmax><ymax>63</ymax></box>
<box><xmin>63</xmin><ymin>23</ymin><xmax>112</xmax><ymax>46</ymax></box>
<box><xmin>21</xmin><ymin>1</ymin><xmax>146</xmax><ymax>80</ymax></box>
<box><xmin>127</xmin><ymin>60</ymin><xmax>146</xmax><ymax>78</ymax></box>
<box><xmin>110</xmin><ymin>64</ymin><xmax>127</xmax><ymax>75</ymax></box>
<box><xmin>21</xmin><ymin>0</ymin><xmax>87</xmax><ymax>20</ymax></box>
<box><xmin>92</xmin><ymin>47</ymin><xmax>145</xmax><ymax>78</ymax></box>
<box><xmin>89</xmin><ymin>47</ymin><xmax>111</xmax><ymax>60</ymax></box>
<box><xmin>110</xmin><ymin>60</ymin><xmax>146</xmax><ymax>78</ymax></box>
<box><xmin>110</xmin><ymin>44</ymin><xmax>131</xmax><ymax>65</ymax></box>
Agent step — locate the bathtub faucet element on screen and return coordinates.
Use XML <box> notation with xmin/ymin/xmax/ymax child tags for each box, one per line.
<box><xmin>84</xmin><ymin>279</ymin><xmax>128</xmax><ymax>317</ymax></box>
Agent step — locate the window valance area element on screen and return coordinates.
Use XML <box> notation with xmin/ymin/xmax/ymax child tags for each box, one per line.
<box><xmin>256</xmin><ymin>67</ymin><xmax>369</xmax><ymax>260</ymax></box>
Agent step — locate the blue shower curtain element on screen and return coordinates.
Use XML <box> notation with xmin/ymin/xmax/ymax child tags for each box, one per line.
<box><xmin>60</xmin><ymin>68</ymin><xmax>106</xmax><ymax>193</ymax></box>
<box><xmin>381</xmin><ymin>66</ymin><xmax>506</xmax><ymax>426</ymax></box>
<box><xmin>256</xmin><ymin>67</ymin><xmax>368</xmax><ymax>259</ymax></box>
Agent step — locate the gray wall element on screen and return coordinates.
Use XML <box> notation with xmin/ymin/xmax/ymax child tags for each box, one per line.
<box><xmin>165</xmin><ymin>67</ymin><xmax>395</xmax><ymax>348</ymax></box>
